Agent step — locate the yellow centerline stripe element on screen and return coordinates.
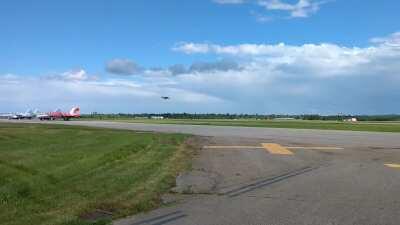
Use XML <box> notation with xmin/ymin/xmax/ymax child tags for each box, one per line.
<box><xmin>262</xmin><ymin>143</ymin><xmax>294</xmax><ymax>155</ymax></box>
<box><xmin>203</xmin><ymin>145</ymin><xmax>343</xmax><ymax>150</ymax></box>
<box><xmin>286</xmin><ymin>147</ymin><xmax>344</xmax><ymax>150</ymax></box>
<box><xmin>384</xmin><ymin>163</ymin><xmax>400</xmax><ymax>168</ymax></box>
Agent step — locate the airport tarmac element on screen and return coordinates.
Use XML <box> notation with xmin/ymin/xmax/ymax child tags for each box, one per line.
<box><xmin>7</xmin><ymin>120</ymin><xmax>400</xmax><ymax>148</ymax></box>
<box><xmin>3</xmin><ymin>120</ymin><xmax>400</xmax><ymax>225</ymax></box>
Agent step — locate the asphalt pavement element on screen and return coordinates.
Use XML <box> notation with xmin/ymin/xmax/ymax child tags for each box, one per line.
<box><xmin>7</xmin><ymin>120</ymin><xmax>400</xmax><ymax>148</ymax></box>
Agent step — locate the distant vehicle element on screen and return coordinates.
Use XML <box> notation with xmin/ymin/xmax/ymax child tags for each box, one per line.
<box><xmin>344</xmin><ymin>117</ymin><xmax>358</xmax><ymax>122</ymax></box>
<box><xmin>9</xmin><ymin>109</ymin><xmax>37</xmax><ymax>120</ymax></box>
<box><xmin>161</xmin><ymin>96</ymin><xmax>170</xmax><ymax>100</ymax></box>
<box><xmin>151</xmin><ymin>116</ymin><xmax>164</xmax><ymax>119</ymax></box>
<box><xmin>37</xmin><ymin>107</ymin><xmax>80</xmax><ymax>121</ymax></box>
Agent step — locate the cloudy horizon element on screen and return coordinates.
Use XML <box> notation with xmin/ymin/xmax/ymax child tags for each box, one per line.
<box><xmin>1</xmin><ymin>1</ymin><xmax>399</xmax><ymax>114</ymax></box>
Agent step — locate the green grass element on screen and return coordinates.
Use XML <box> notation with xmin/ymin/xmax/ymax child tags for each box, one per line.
<box><xmin>94</xmin><ymin>118</ymin><xmax>400</xmax><ymax>133</ymax></box>
<box><xmin>0</xmin><ymin>123</ymin><xmax>192</xmax><ymax>225</ymax></box>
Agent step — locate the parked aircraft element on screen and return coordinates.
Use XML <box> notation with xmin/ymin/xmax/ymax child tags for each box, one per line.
<box><xmin>0</xmin><ymin>113</ymin><xmax>14</xmax><ymax>119</ymax></box>
<box><xmin>37</xmin><ymin>107</ymin><xmax>80</xmax><ymax>121</ymax></box>
<box><xmin>9</xmin><ymin>109</ymin><xmax>38</xmax><ymax>120</ymax></box>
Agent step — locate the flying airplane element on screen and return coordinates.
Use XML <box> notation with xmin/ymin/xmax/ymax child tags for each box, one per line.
<box><xmin>37</xmin><ymin>107</ymin><xmax>80</xmax><ymax>121</ymax></box>
<box><xmin>161</xmin><ymin>96</ymin><xmax>170</xmax><ymax>100</ymax></box>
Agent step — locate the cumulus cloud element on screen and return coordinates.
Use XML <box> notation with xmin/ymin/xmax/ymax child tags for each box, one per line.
<box><xmin>370</xmin><ymin>32</ymin><xmax>400</xmax><ymax>47</ymax></box>
<box><xmin>172</xmin><ymin>42</ymin><xmax>211</xmax><ymax>54</ymax></box>
<box><xmin>258</xmin><ymin>0</ymin><xmax>327</xmax><ymax>18</ymax></box>
<box><xmin>0</xmin><ymin>70</ymin><xmax>224</xmax><ymax>113</ymax></box>
<box><xmin>45</xmin><ymin>69</ymin><xmax>97</xmax><ymax>82</ymax></box>
<box><xmin>1</xmin><ymin>32</ymin><xmax>400</xmax><ymax>114</ymax></box>
<box><xmin>213</xmin><ymin>0</ymin><xmax>331</xmax><ymax>20</ymax></box>
<box><xmin>105</xmin><ymin>59</ymin><xmax>142</xmax><ymax>75</ymax></box>
<box><xmin>172</xmin><ymin>37</ymin><xmax>400</xmax><ymax>78</ymax></box>
<box><xmin>170</xmin><ymin>32</ymin><xmax>400</xmax><ymax>113</ymax></box>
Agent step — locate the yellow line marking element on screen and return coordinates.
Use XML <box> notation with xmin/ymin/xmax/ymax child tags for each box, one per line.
<box><xmin>262</xmin><ymin>143</ymin><xmax>294</xmax><ymax>155</ymax></box>
<box><xmin>384</xmin><ymin>163</ymin><xmax>400</xmax><ymax>168</ymax></box>
<box><xmin>203</xmin><ymin>145</ymin><xmax>343</xmax><ymax>151</ymax></box>
<box><xmin>286</xmin><ymin>147</ymin><xmax>344</xmax><ymax>150</ymax></box>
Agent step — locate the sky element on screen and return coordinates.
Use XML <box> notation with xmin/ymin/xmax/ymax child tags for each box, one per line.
<box><xmin>1</xmin><ymin>0</ymin><xmax>399</xmax><ymax>114</ymax></box>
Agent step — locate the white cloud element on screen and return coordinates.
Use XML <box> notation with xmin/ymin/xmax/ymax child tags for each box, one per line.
<box><xmin>258</xmin><ymin>0</ymin><xmax>326</xmax><ymax>18</ymax></box>
<box><xmin>370</xmin><ymin>32</ymin><xmax>400</xmax><ymax>47</ymax></box>
<box><xmin>0</xmin><ymin>71</ymin><xmax>224</xmax><ymax>113</ymax></box>
<box><xmin>174</xmin><ymin>41</ymin><xmax>370</xmax><ymax>60</ymax></box>
<box><xmin>172</xmin><ymin>35</ymin><xmax>400</xmax><ymax>78</ymax></box>
<box><xmin>63</xmin><ymin>70</ymin><xmax>88</xmax><ymax>81</ymax></box>
<box><xmin>169</xmin><ymin>32</ymin><xmax>400</xmax><ymax>113</ymax></box>
<box><xmin>44</xmin><ymin>69</ymin><xmax>97</xmax><ymax>82</ymax></box>
<box><xmin>213</xmin><ymin>0</ymin><xmax>331</xmax><ymax>20</ymax></box>
<box><xmin>1</xmin><ymin>32</ymin><xmax>400</xmax><ymax>114</ymax></box>
<box><xmin>172</xmin><ymin>42</ymin><xmax>211</xmax><ymax>54</ymax></box>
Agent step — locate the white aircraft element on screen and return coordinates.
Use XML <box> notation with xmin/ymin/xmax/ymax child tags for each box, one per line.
<box><xmin>0</xmin><ymin>113</ymin><xmax>14</xmax><ymax>119</ymax></box>
<box><xmin>9</xmin><ymin>109</ymin><xmax>38</xmax><ymax>120</ymax></box>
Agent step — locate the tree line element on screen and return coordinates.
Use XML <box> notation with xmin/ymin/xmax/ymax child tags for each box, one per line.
<box><xmin>81</xmin><ymin>113</ymin><xmax>400</xmax><ymax>121</ymax></box>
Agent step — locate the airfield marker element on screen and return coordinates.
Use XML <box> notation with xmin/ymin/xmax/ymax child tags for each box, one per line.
<box><xmin>262</xmin><ymin>143</ymin><xmax>294</xmax><ymax>155</ymax></box>
<box><xmin>203</xmin><ymin>144</ymin><xmax>344</xmax><ymax>155</ymax></box>
<box><xmin>384</xmin><ymin>163</ymin><xmax>400</xmax><ymax>169</ymax></box>
<box><xmin>285</xmin><ymin>146</ymin><xmax>344</xmax><ymax>150</ymax></box>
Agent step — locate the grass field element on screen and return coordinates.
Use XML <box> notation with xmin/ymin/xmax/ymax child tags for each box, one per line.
<box><xmin>0</xmin><ymin>123</ymin><xmax>192</xmax><ymax>225</ymax></box>
<box><xmin>93</xmin><ymin>118</ymin><xmax>400</xmax><ymax>133</ymax></box>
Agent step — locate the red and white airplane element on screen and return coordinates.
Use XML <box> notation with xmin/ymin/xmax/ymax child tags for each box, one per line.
<box><xmin>37</xmin><ymin>107</ymin><xmax>80</xmax><ymax>121</ymax></box>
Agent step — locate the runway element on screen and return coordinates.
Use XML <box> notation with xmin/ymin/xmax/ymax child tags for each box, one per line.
<box><xmin>9</xmin><ymin>119</ymin><xmax>400</xmax><ymax>148</ymax></box>
<box><xmin>3</xmin><ymin>120</ymin><xmax>400</xmax><ymax>225</ymax></box>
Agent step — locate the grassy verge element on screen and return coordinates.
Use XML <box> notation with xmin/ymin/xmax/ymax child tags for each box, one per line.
<box><xmin>0</xmin><ymin>123</ymin><xmax>192</xmax><ymax>225</ymax></box>
<box><xmin>91</xmin><ymin>118</ymin><xmax>400</xmax><ymax>133</ymax></box>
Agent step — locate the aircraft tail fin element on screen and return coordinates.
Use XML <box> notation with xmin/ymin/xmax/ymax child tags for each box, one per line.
<box><xmin>69</xmin><ymin>107</ymin><xmax>80</xmax><ymax>116</ymax></box>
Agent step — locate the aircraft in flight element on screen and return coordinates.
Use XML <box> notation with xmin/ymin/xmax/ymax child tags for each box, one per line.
<box><xmin>161</xmin><ymin>96</ymin><xmax>170</xmax><ymax>100</ymax></box>
<box><xmin>37</xmin><ymin>107</ymin><xmax>81</xmax><ymax>121</ymax></box>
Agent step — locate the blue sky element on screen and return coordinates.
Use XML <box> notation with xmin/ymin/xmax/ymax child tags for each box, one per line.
<box><xmin>1</xmin><ymin>0</ymin><xmax>400</xmax><ymax>114</ymax></box>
